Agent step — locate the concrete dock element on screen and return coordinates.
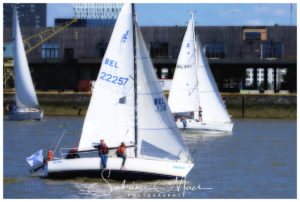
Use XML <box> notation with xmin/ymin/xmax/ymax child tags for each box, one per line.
<box><xmin>3</xmin><ymin>91</ymin><xmax>296</xmax><ymax>118</ymax></box>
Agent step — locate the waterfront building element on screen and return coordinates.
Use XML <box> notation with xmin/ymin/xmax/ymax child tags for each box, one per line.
<box><xmin>3</xmin><ymin>3</ymin><xmax>46</xmax><ymax>27</ymax></box>
<box><xmin>73</xmin><ymin>3</ymin><xmax>122</xmax><ymax>19</ymax></box>
<box><xmin>245</xmin><ymin>68</ymin><xmax>287</xmax><ymax>90</ymax></box>
<box><xmin>3</xmin><ymin>25</ymin><xmax>296</xmax><ymax>92</ymax></box>
<box><xmin>68</xmin><ymin>3</ymin><xmax>123</xmax><ymax>27</ymax></box>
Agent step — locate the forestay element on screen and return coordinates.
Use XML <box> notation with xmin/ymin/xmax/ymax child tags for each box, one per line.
<box><xmin>13</xmin><ymin>7</ymin><xmax>39</xmax><ymax>108</ymax></box>
<box><xmin>135</xmin><ymin>25</ymin><xmax>190</xmax><ymax>162</ymax></box>
<box><xmin>195</xmin><ymin>35</ymin><xmax>231</xmax><ymax>123</ymax></box>
<box><xmin>168</xmin><ymin>16</ymin><xmax>199</xmax><ymax>113</ymax></box>
<box><xmin>78</xmin><ymin>4</ymin><xmax>135</xmax><ymax>151</ymax></box>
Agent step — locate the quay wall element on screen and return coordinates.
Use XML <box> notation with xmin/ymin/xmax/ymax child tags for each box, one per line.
<box><xmin>3</xmin><ymin>92</ymin><xmax>296</xmax><ymax>118</ymax></box>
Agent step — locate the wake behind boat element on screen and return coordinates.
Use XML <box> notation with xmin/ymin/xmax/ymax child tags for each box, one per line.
<box><xmin>40</xmin><ymin>4</ymin><xmax>193</xmax><ymax>180</ymax></box>
<box><xmin>168</xmin><ymin>13</ymin><xmax>233</xmax><ymax>133</ymax></box>
<box><xmin>8</xmin><ymin>7</ymin><xmax>43</xmax><ymax>121</ymax></box>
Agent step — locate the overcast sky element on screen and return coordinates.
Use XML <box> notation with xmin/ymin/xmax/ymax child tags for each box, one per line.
<box><xmin>47</xmin><ymin>3</ymin><xmax>297</xmax><ymax>27</ymax></box>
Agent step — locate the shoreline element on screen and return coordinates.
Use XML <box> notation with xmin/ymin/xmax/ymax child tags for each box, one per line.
<box><xmin>3</xmin><ymin>92</ymin><xmax>296</xmax><ymax>119</ymax></box>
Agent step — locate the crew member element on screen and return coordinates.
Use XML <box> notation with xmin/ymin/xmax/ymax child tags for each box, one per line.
<box><xmin>94</xmin><ymin>139</ymin><xmax>108</xmax><ymax>169</ymax></box>
<box><xmin>47</xmin><ymin>150</ymin><xmax>53</xmax><ymax>161</ymax></box>
<box><xmin>180</xmin><ymin>115</ymin><xmax>187</xmax><ymax>129</ymax></box>
<box><xmin>117</xmin><ymin>142</ymin><xmax>127</xmax><ymax>170</ymax></box>
<box><xmin>198</xmin><ymin>106</ymin><xmax>202</xmax><ymax>122</ymax></box>
<box><xmin>66</xmin><ymin>147</ymin><xmax>80</xmax><ymax>159</ymax></box>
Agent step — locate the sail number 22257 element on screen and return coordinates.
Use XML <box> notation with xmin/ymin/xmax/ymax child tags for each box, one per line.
<box><xmin>99</xmin><ymin>72</ymin><xmax>129</xmax><ymax>86</ymax></box>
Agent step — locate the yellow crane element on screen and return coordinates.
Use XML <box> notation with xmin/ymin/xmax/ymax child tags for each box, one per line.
<box><xmin>23</xmin><ymin>18</ymin><xmax>77</xmax><ymax>54</ymax></box>
<box><xmin>4</xmin><ymin>19</ymin><xmax>78</xmax><ymax>90</ymax></box>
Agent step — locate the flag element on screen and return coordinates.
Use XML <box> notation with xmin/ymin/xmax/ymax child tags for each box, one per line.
<box><xmin>26</xmin><ymin>149</ymin><xmax>43</xmax><ymax>167</ymax></box>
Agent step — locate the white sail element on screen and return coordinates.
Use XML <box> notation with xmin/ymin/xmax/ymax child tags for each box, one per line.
<box><xmin>78</xmin><ymin>4</ymin><xmax>135</xmax><ymax>151</ymax></box>
<box><xmin>135</xmin><ymin>25</ymin><xmax>190</xmax><ymax>162</ymax></box>
<box><xmin>195</xmin><ymin>35</ymin><xmax>232</xmax><ymax>123</ymax></box>
<box><xmin>168</xmin><ymin>16</ymin><xmax>199</xmax><ymax>113</ymax></box>
<box><xmin>13</xmin><ymin>7</ymin><xmax>39</xmax><ymax>108</ymax></box>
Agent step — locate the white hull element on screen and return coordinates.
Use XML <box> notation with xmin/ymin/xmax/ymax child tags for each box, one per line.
<box><xmin>8</xmin><ymin>108</ymin><xmax>43</xmax><ymax>120</ymax></box>
<box><xmin>176</xmin><ymin>119</ymin><xmax>233</xmax><ymax>132</ymax></box>
<box><xmin>44</xmin><ymin>157</ymin><xmax>194</xmax><ymax>180</ymax></box>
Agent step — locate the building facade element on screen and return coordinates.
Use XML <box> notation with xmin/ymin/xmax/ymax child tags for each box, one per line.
<box><xmin>3</xmin><ymin>3</ymin><xmax>46</xmax><ymax>27</ymax></box>
<box><xmin>3</xmin><ymin>25</ymin><xmax>296</xmax><ymax>92</ymax></box>
<box><xmin>245</xmin><ymin>68</ymin><xmax>287</xmax><ymax>90</ymax></box>
<box><xmin>73</xmin><ymin>3</ymin><xmax>122</xmax><ymax>19</ymax></box>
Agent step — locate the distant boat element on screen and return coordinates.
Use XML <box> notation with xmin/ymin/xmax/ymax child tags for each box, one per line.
<box><xmin>168</xmin><ymin>14</ymin><xmax>233</xmax><ymax>132</ymax></box>
<box><xmin>9</xmin><ymin>7</ymin><xmax>43</xmax><ymax>121</ymax></box>
<box><xmin>43</xmin><ymin>4</ymin><xmax>193</xmax><ymax>180</ymax></box>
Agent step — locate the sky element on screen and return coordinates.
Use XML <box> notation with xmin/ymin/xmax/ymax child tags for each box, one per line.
<box><xmin>46</xmin><ymin>3</ymin><xmax>297</xmax><ymax>27</ymax></box>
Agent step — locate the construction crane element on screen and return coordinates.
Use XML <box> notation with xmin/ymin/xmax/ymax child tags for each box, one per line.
<box><xmin>3</xmin><ymin>18</ymin><xmax>78</xmax><ymax>90</ymax></box>
<box><xmin>23</xmin><ymin>18</ymin><xmax>77</xmax><ymax>54</ymax></box>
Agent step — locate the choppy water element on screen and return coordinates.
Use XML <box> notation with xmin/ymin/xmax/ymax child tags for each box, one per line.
<box><xmin>3</xmin><ymin>117</ymin><xmax>296</xmax><ymax>198</ymax></box>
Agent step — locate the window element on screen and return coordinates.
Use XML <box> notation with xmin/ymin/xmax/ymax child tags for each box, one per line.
<box><xmin>150</xmin><ymin>42</ymin><xmax>168</xmax><ymax>57</ymax></box>
<box><xmin>262</xmin><ymin>42</ymin><xmax>282</xmax><ymax>59</ymax></box>
<box><xmin>205</xmin><ymin>43</ymin><xmax>225</xmax><ymax>59</ymax></box>
<box><xmin>42</xmin><ymin>43</ymin><xmax>59</xmax><ymax>58</ymax></box>
<box><xmin>245</xmin><ymin>32</ymin><xmax>261</xmax><ymax>40</ymax></box>
<box><xmin>96</xmin><ymin>42</ymin><xmax>108</xmax><ymax>58</ymax></box>
<box><xmin>64</xmin><ymin>48</ymin><xmax>74</xmax><ymax>60</ymax></box>
<box><xmin>243</xmin><ymin>28</ymin><xmax>267</xmax><ymax>40</ymax></box>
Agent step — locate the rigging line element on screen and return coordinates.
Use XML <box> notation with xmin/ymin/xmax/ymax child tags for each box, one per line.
<box><xmin>53</xmin><ymin>129</ymin><xmax>66</xmax><ymax>156</ymax></box>
<box><xmin>50</xmin><ymin>129</ymin><xmax>63</xmax><ymax>150</ymax></box>
<box><xmin>189</xmin><ymin>81</ymin><xmax>198</xmax><ymax>96</ymax></box>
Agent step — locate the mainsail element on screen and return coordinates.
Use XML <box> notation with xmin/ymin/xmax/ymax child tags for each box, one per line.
<box><xmin>168</xmin><ymin>16</ymin><xmax>199</xmax><ymax>113</ymax></box>
<box><xmin>195</xmin><ymin>35</ymin><xmax>231</xmax><ymax>123</ymax></box>
<box><xmin>13</xmin><ymin>7</ymin><xmax>39</xmax><ymax>108</ymax></box>
<box><xmin>135</xmin><ymin>24</ymin><xmax>189</xmax><ymax>162</ymax></box>
<box><xmin>78</xmin><ymin>3</ymin><xmax>190</xmax><ymax>163</ymax></box>
<box><xmin>78</xmin><ymin>4</ymin><xmax>135</xmax><ymax>150</ymax></box>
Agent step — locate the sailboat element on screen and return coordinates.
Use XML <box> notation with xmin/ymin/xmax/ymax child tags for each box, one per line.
<box><xmin>9</xmin><ymin>7</ymin><xmax>43</xmax><ymax>121</ymax></box>
<box><xmin>168</xmin><ymin>14</ymin><xmax>233</xmax><ymax>132</ymax></box>
<box><xmin>43</xmin><ymin>4</ymin><xmax>193</xmax><ymax>180</ymax></box>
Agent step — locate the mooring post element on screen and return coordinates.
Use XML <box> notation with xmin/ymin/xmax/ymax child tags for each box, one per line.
<box><xmin>242</xmin><ymin>95</ymin><xmax>245</xmax><ymax>118</ymax></box>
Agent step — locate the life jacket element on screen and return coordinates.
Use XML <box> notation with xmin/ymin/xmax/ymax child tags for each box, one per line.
<box><xmin>48</xmin><ymin>150</ymin><xmax>53</xmax><ymax>161</ymax></box>
<box><xmin>99</xmin><ymin>144</ymin><xmax>107</xmax><ymax>153</ymax></box>
<box><xmin>117</xmin><ymin>146</ymin><xmax>125</xmax><ymax>154</ymax></box>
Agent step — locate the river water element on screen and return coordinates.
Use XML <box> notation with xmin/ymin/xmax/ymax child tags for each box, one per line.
<box><xmin>3</xmin><ymin>117</ymin><xmax>296</xmax><ymax>198</ymax></box>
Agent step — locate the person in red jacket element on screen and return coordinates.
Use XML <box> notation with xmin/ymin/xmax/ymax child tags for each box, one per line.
<box><xmin>117</xmin><ymin>142</ymin><xmax>127</xmax><ymax>170</ymax></box>
<box><xmin>47</xmin><ymin>150</ymin><xmax>53</xmax><ymax>161</ymax></box>
<box><xmin>94</xmin><ymin>139</ymin><xmax>108</xmax><ymax>169</ymax></box>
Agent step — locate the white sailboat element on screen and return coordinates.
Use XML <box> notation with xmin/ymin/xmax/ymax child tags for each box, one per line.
<box><xmin>9</xmin><ymin>7</ymin><xmax>43</xmax><ymax>121</ymax></box>
<box><xmin>168</xmin><ymin>14</ymin><xmax>233</xmax><ymax>132</ymax></box>
<box><xmin>44</xmin><ymin>4</ymin><xmax>193</xmax><ymax>180</ymax></box>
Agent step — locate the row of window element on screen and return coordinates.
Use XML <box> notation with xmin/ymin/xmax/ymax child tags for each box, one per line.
<box><xmin>41</xmin><ymin>42</ymin><xmax>283</xmax><ymax>59</ymax></box>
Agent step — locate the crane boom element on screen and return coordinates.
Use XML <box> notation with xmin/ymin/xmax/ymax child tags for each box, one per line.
<box><xmin>23</xmin><ymin>18</ymin><xmax>78</xmax><ymax>54</ymax></box>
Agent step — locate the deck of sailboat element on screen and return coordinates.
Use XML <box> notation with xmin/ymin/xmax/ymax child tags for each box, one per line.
<box><xmin>45</xmin><ymin>157</ymin><xmax>193</xmax><ymax>180</ymax></box>
<box><xmin>176</xmin><ymin>119</ymin><xmax>233</xmax><ymax>132</ymax></box>
<box><xmin>8</xmin><ymin>108</ymin><xmax>43</xmax><ymax>120</ymax></box>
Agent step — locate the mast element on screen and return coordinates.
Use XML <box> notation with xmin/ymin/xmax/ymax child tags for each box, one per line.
<box><xmin>132</xmin><ymin>4</ymin><xmax>138</xmax><ymax>158</ymax></box>
<box><xmin>191</xmin><ymin>12</ymin><xmax>200</xmax><ymax>109</ymax></box>
<box><xmin>191</xmin><ymin>12</ymin><xmax>197</xmax><ymax>67</ymax></box>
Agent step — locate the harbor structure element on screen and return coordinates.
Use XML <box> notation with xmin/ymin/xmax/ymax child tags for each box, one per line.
<box><xmin>3</xmin><ymin>25</ymin><xmax>296</xmax><ymax>92</ymax></box>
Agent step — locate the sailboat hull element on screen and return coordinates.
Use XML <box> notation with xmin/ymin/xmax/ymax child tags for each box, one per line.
<box><xmin>176</xmin><ymin>119</ymin><xmax>233</xmax><ymax>132</ymax></box>
<box><xmin>44</xmin><ymin>157</ymin><xmax>194</xmax><ymax>180</ymax></box>
<box><xmin>8</xmin><ymin>108</ymin><xmax>43</xmax><ymax>120</ymax></box>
